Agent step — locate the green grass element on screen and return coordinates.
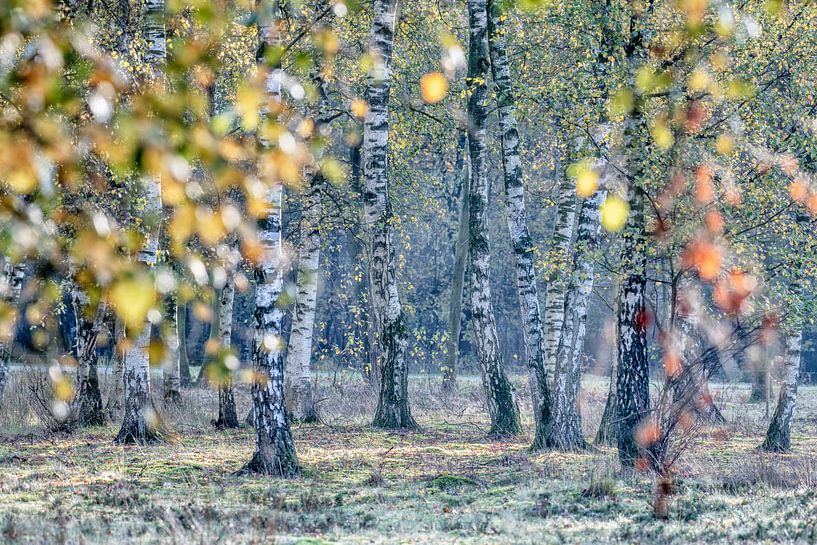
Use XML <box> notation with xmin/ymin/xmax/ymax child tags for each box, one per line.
<box><xmin>1</xmin><ymin>375</ymin><xmax>817</xmax><ymax>543</ymax></box>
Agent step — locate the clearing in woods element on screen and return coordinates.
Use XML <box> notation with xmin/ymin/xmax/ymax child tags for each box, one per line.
<box><xmin>1</xmin><ymin>374</ymin><xmax>817</xmax><ymax>544</ymax></box>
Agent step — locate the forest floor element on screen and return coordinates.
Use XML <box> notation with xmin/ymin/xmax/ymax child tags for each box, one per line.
<box><xmin>1</xmin><ymin>371</ymin><xmax>817</xmax><ymax>544</ymax></box>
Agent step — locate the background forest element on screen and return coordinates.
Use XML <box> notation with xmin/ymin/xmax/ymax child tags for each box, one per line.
<box><xmin>1</xmin><ymin>0</ymin><xmax>817</xmax><ymax>543</ymax></box>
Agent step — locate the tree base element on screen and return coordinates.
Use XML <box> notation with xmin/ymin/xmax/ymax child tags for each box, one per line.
<box><xmin>114</xmin><ymin>410</ymin><xmax>163</xmax><ymax>445</ymax></box>
<box><xmin>235</xmin><ymin>449</ymin><xmax>300</xmax><ymax>477</ymax></box>
<box><xmin>163</xmin><ymin>389</ymin><xmax>182</xmax><ymax>408</ymax></box>
<box><xmin>760</xmin><ymin>430</ymin><xmax>790</xmax><ymax>452</ymax></box>
<box><xmin>544</xmin><ymin>434</ymin><xmax>588</xmax><ymax>452</ymax></box>
<box><xmin>372</xmin><ymin>406</ymin><xmax>420</xmax><ymax>431</ymax></box>
<box><xmin>213</xmin><ymin>413</ymin><xmax>240</xmax><ymax>429</ymax></box>
<box><xmin>114</xmin><ymin>424</ymin><xmax>162</xmax><ymax>445</ymax></box>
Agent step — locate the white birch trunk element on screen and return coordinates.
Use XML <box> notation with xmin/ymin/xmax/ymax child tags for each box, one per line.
<box><xmin>162</xmin><ymin>295</ymin><xmax>181</xmax><ymax>405</ymax></box>
<box><xmin>0</xmin><ymin>261</ymin><xmax>25</xmax><ymax>414</ymax></box>
<box><xmin>466</xmin><ymin>0</ymin><xmax>520</xmax><ymax>437</ymax></box>
<box><xmin>285</xmin><ymin>182</ymin><xmax>320</xmax><ymax>422</ymax></box>
<box><xmin>542</xmin><ymin>177</ymin><xmax>578</xmax><ymax>389</ymax></box>
<box><xmin>546</xmin><ymin>186</ymin><xmax>606</xmax><ymax>450</ymax></box>
<box><xmin>487</xmin><ymin>0</ymin><xmax>549</xmax><ymax>443</ymax></box>
<box><xmin>214</xmin><ymin>271</ymin><xmax>239</xmax><ymax>429</ymax></box>
<box><xmin>365</xmin><ymin>0</ymin><xmax>417</xmax><ymax>430</ymax></box>
<box><xmin>71</xmin><ymin>283</ymin><xmax>107</xmax><ymax>426</ymax></box>
<box><xmin>115</xmin><ymin>0</ymin><xmax>165</xmax><ymax>444</ymax></box>
<box><xmin>240</xmin><ymin>0</ymin><xmax>299</xmax><ymax>476</ymax></box>
<box><xmin>762</xmin><ymin>328</ymin><xmax>803</xmax><ymax>451</ymax></box>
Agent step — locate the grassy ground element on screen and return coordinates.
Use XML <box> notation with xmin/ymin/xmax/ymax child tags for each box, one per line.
<box><xmin>1</xmin><ymin>371</ymin><xmax>817</xmax><ymax>544</ymax></box>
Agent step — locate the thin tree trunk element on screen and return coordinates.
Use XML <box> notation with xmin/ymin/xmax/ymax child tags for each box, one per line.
<box><xmin>541</xmin><ymin>176</ymin><xmax>578</xmax><ymax>395</ymax></box>
<box><xmin>365</xmin><ymin>0</ymin><xmax>417</xmax><ymax>431</ymax></box>
<box><xmin>546</xmin><ymin>188</ymin><xmax>606</xmax><ymax>450</ymax></box>
<box><xmin>162</xmin><ymin>295</ymin><xmax>182</xmax><ymax>405</ymax></box>
<box><xmin>0</xmin><ymin>261</ymin><xmax>25</xmax><ymax>414</ymax></box>
<box><xmin>71</xmin><ymin>284</ymin><xmax>107</xmax><ymax>426</ymax></box>
<box><xmin>284</xmin><ymin>7</ymin><xmax>332</xmax><ymax>420</ymax></box>
<box><xmin>115</xmin><ymin>0</ymin><xmax>166</xmax><ymax>444</ymax></box>
<box><xmin>105</xmin><ymin>317</ymin><xmax>125</xmax><ymax>420</ymax></box>
<box><xmin>214</xmin><ymin>272</ymin><xmax>239</xmax><ymax>429</ymax></box>
<box><xmin>442</xmin><ymin>131</ymin><xmax>469</xmax><ymax>393</ymax></box>
<box><xmin>761</xmin><ymin>328</ymin><xmax>802</xmax><ymax>451</ymax></box>
<box><xmin>177</xmin><ymin>301</ymin><xmax>191</xmax><ymax>386</ymax></box>
<box><xmin>487</xmin><ymin>0</ymin><xmax>549</xmax><ymax>441</ymax></box>
<box><xmin>285</xmin><ymin>181</ymin><xmax>320</xmax><ymax>423</ymax></box>
<box><xmin>595</xmin><ymin>347</ymin><xmax>618</xmax><ymax>445</ymax></box>
<box><xmin>748</xmin><ymin>358</ymin><xmax>768</xmax><ymax>402</ymax></box>
<box><xmin>346</xmin><ymin>141</ymin><xmax>372</xmax><ymax>378</ymax></box>
<box><xmin>615</xmin><ymin>184</ymin><xmax>649</xmax><ymax>468</ymax></box>
<box><xmin>466</xmin><ymin>0</ymin><xmax>520</xmax><ymax>437</ymax></box>
<box><xmin>239</xmin><ymin>0</ymin><xmax>299</xmax><ymax>476</ymax></box>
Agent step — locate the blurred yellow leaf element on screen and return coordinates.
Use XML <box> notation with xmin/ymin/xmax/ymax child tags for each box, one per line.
<box><xmin>351</xmin><ymin>98</ymin><xmax>368</xmax><ymax>119</ymax></box>
<box><xmin>111</xmin><ymin>273</ymin><xmax>156</xmax><ymax>329</ymax></box>
<box><xmin>420</xmin><ymin>72</ymin><xmax>448</xmax><ymax>104</ymax></box>
<box><xmin>715</xmin><ymin>134</ymin><xmax>734</xmax><ymax>155</ymax></box>
<box><xmin>600</xmin><ymin>196</ymin><xmax>630</xmax><ymax>232</ymax></box>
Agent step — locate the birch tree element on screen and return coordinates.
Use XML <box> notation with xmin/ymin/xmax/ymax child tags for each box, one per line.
<box><xmin>364</xmin><ymin>0</ymin><xmax>417</xmax><ymax>430</ymax></box>
<box><xmin>466</xmin><ymin>0</ymin><xmax>520</xmax><ymax>437</ymax></box>
<box><xmin>546</xmin><ymin>187</ymin><xmax>606</xmax><ymax>450</ymax></box>
<box><xmin>214</xmin><ymin>270</ymin><xmax>239</xmax><ymax>429</ymax></box>
<box><xmin>284</xmin><ymin>0</ymin><xmax>334</xmax><ymax>422</ymax></box>
<box><xmin>71</xmin><ymin>285</ymin><xmax>107</xmax><ymax>426</ymax></box>
<box><xmin>285</xmin><ymin>180</ymin><xmax>321</xmax><ymax>422</ymax></box>
<box><xmin>762</xmin><ymin>211</ymin><xmax>810</xmax><ymax>451</ymax></box>
<box><xmin>442</xmin><ymin>132</ymin><xmax>468</xmax><ymax>393</ymax></box>
<box><xmin>486</xmin><ymin>0</ymin><xmax>549</xmax><ymax>441</ymax></box>
<box><xmin>114</xmin><ymin>0</ymin><xmax>166</xmax><ymax>445</ymax></box>
<box><xmin>0</xmin><ymin>262</ymin><xmax>25</xmax><ymax>413</ymax></box>
<box><xmin>239</xmin><ymin>0</ymin><xmax>299</xmax><ymax>476</ymax></box>
<box><xmin>161</xmin><ymin>295</ymin><xmax>181</xmax><ymax>405</ymax></box>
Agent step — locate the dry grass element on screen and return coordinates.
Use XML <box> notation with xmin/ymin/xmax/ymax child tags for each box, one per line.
<box><xmin>1</xmin><ymin>369</ymin><xmax>817</xmax><ymax>544</ymax></box>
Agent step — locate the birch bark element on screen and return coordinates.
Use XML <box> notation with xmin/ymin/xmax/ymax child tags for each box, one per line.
<box><xmin>71</xmin><ymin>284</ymin><xmax>107</xmax><ymax>426</ymax></box>
<box><xmin>214</xmin><ymin>272</ymin><xmax>239</xmax><ymax>429</ymax></box>
<box><xmin>114</xmin><ymin>0</ymin><xmax>166</xmax><ymax>444</ymax></box>
<box><xmin>240</xmin><ymin>0</ymin><xmax>299</xmax><ymax>475</ymax></box>
<box><xmin>285</xmin><ymin>179</ymin><xmax>321</xmax><ymax>422</ymax></box>
<box><xmin>466</xmin><ymin>0</ymin><xmax>520</xmax><ymax>437</ymax></box>
<box><xmin>442</xmin><ymin>132</ymin><xmax>469</xmax><ymax>393</ymax></box>
<box><xmin>364</xmin><ymin>0</ymin><xmax>417</xmax><ymax>430</ymax></box>
<box><xmin>762</xmin><ymin>328</ymin><xmax>803</xmax><ymax>451</ymax></box>
<box><xmin>0</xmin><ymin>262</ymin><xmax>25</xmax><ymax>414</ymax></box>
<box><xmin>487</xmin><ymin>0</ymin><xmax>549</xmax><ymax>440</ymax></box>
<box><xmin>546</xmin><ymin>187</ymin><xmax>606</xmax><ymax>450</ymax></box>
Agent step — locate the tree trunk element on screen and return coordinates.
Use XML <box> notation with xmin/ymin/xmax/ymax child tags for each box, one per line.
<box><xmin>239</xmin><ymin>0</ymin><xmax>299</xmax><ymax>476</ymax></box>
<box><xmin>0</xmin><ymin>261</ymin><xmax>25</xmax><ymax>414</ymax></box>
<box><xmin>285</xmin><ymin>182</ymin><xmax>320</xmax><ymax>423</ymax></box>
<box><xmin>364</xmin><ymin>0</ymin><xmax>418</xmax><ymax>431</ymax></box>
<box><xmin>546</xmin><ymin>188</ymin><xmax>606</xmax><ymax>450</ymax></box>
<box><xmin>115</xmin><ymin>0</ymin><xmax>165</xmax><ymax>444</ymax></box>
<box><xmin>162</xmin><ymin>295</ymin><xmax>182</xmax><ymax>406</ymax></box>
<box><xmin>71</xmin><ymin>284</ymin><xmax>106</xmax><ymax>427</ymax></box>
<box><xmin>105</xmin><ymin>317</ymin><xmax>125</xmax><ymax>420</ymax></box>
<box><xmin>747</xmin><ymin>358</ymin><xmax>768</xmax><ymax>403</ymax></box>
<box><xmin>487</xmin><ymin>0</ymin><xmax>549</xmax><ymax>441</ymax></box>
<box><xmin>284</xmin><ymin>9</ymin><xmax>333</xmax><ymax>420</ymax></box>
<box><xmin>214</xmin><ymin>272</ymin><xmax>239</xmax><ymax>429</ymax></box>
<box><xmin>346</xmin><ymin>141</ymin><xmax>372</xmax><ymax>378</ymax></box>
<box><xmin>466</xmin><ymin>0</ymin><xmax>520</xmax><ymax>437</ymax></box>
<box><xmin>177</xmin><ymin>302</ymin><xmax>191</xmax><ymax>386</ymax></box>
<box><xmin>615</xmin><ymin>184</ymin><xmax>649</xmax><ymax>468</ymax></box>
<box><xmin>541</xmin><ymin>176</ymin><xmax>578</xmax><ymax>398</ymax></box>
<box><xmin>762</xmin><ymin>329</ymin><xmax>803</xmax><ymax>451</ymax></box>
<box><xmin>595</xmin><ymin>350</ymin><xmax>618</xmax><ymax>445</ymax></box>
<box><xmin>442</xmin><ymin>132</ymin><xmax>469</xmax><ymax>393</ymax></box>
